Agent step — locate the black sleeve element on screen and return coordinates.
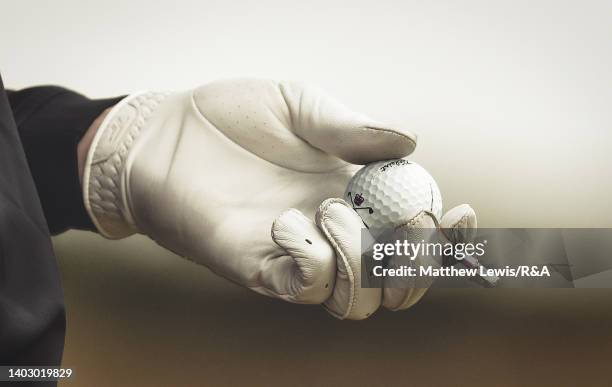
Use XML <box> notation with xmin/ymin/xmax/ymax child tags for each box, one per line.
<box><xmin>0</xmin><ymin>76</ymin><xmax>65</xmax><ymax>385</ymax></box>
<box><xmin>7</xmin><ymin>86</ymin><xmax>124</xmax><ymax>235</ymax></box>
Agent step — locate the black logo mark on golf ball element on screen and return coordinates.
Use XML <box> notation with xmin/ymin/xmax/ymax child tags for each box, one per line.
<box><xmin>347</xmin><ymin>192</ymin><xmax>374</xmax><ymax>228</ymax></box>
<box><xmin>379</xmin><ymin>159</ymin><xmax>411</xmax><ymax>172</ymax></box>
<box><xmin>354</xmin><ymin>193</ymin><xmax>365</xmax><ymax>206</ymax></box>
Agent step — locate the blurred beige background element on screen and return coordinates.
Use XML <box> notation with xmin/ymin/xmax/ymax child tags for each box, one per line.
<box><xmin>2</xmin><ymin>0</ymin><xmax>612</xmax><ymax>385</ymax></box>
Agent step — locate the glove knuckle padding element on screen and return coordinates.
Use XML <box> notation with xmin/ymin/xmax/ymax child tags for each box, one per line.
<box><xmin>316</xmin><ymin>199</ymin><xmax>381</xmax><ymax>320</ymax></box>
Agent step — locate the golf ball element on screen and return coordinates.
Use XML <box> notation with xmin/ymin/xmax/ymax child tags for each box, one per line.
<box><xmin>344</xmin><ymin>159</ymin><xmax>443</xmax><ymax>228</ymax></box>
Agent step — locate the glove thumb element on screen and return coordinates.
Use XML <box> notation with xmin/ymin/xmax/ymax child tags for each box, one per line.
<box><xmin>280</xmin><ymin>82</ymin><xmax>417</xmax><ymax>164</ymax></box>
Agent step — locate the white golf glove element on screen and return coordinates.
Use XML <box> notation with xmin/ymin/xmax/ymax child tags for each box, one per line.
<box><xmin>82</xmin><ymin>78</ymin><xmax>471</xmax><ymax>319</ymax></box>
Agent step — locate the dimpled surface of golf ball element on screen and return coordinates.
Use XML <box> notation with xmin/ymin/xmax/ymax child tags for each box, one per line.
<box><xmin>344</xmin><ymin>159</ymin><xmax>443</xmax><ymax>228</ymax></box>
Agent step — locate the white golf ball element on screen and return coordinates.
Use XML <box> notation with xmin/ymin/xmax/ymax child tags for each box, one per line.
<box><xmin>344</xmin><ymin>159</ymin><xmax>443</xmax><ymax>228</ymax></box>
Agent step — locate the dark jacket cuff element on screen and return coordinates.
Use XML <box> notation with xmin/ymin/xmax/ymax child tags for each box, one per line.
<box><xmin>7</xmin><ymin>86</ymin><xmax>124</xmax><ymax>234</ymax></box>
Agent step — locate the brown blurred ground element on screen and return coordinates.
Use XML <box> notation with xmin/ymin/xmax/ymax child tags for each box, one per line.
<box><xmin>54</xmin><ymin>232</ymin><xmax>612</xmax><ymax>387</ymax></box>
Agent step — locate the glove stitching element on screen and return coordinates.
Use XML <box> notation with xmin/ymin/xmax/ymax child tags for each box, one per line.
<box><xmin>317</xmin><ymin>199</ymin><xmax>357</xmax><ymax>319</ymax></box>
<box><xmin>362</xmin><ymin>125</ymin><xmax>417</xmax><ymax>149</ymax></box>
<box><xmin>394</xmin><ymin>211</ymin><xmax>428</xmax><ymax>229</ymax></box>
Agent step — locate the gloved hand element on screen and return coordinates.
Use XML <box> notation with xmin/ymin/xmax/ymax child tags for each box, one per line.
<box><xmin>82</xmin><ymin>78</ymin><xmax>468</xmax><ymax>319</ymax></box>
